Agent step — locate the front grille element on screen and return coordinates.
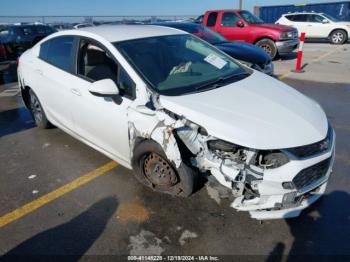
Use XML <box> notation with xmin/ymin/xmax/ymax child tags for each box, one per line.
<box><xmin>292</xmin><ymin>158</ymin><xmax>331</xmax><ymax>190</ymax></box>
<box><xmin>287</xmin><ymin>127</ymin><xmax>332</xmax><ymax>158</ymax></box>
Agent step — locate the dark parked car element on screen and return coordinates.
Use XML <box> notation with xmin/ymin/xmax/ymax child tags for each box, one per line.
<box><xmin>0</xmin><ymin>24</ymin><xmax>56</xmax><ymax>61</ymax></box>
<box><xmin>155</xmin><ymin>22</ymin><xmax>274</xmax><ymax>75</ymax></box>
<box><xmin>0</xmin><ymin>43</ymin><xmax>6</xmax><ymax>62</ymax></box>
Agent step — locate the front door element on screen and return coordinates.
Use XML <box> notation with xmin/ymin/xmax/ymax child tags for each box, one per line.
<box><xmin>68</xmin><ymin>38</ymin><xmax>135</xmax><ymax>164</ymax></box>
<box><xmin>217</xmin><ymin>12</ymin><xmax>248</xmax><ymax>42</ymax></box>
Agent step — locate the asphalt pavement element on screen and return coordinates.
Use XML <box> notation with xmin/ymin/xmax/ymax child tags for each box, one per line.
<box><xmin>0</xmin><ymin>43</ymin><xmax>349</xmax><ymax>260</ymax></box>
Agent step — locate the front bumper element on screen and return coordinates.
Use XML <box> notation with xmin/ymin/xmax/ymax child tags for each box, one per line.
<box><xmin>276</xmin><ymin>39</ymin><xmax>299</xmax><ymax>54</ymax></box>
<box><xmin>231</xmin><ymin>129</ymin><xmax>335</xmax><ymax>220</ymax></box>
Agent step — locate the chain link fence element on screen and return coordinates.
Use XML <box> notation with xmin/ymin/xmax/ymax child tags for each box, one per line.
<box><xmin>0</xmin><ymin>15</ymin><xmax>198</xmax><ymax>25</ymax></box>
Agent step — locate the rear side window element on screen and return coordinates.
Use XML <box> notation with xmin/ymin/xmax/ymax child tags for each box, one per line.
<box><xmin>291</xmin><ymin>14</ymin><xmax>308</xmax><ymax>22</ymax></box>
<box><xmin>36</xmin><ymin>26</ymin><xmax>54</xmax><ymax>34</ymax></box>
<box><xmin>207</xmin><ymin>12</ymin><xmax>218</xmax><ymax>27</ymax></box>
<box><xmin>39</xmin><ymin>41</ymin><xmax>50</xmax><ymax>60</ymax></box>
<box><xmin>20</xmin><ymin>26</ymin><xmax>34</xmax><ymax>36</ymax></box>
<box><xmin>285</xmin><ymin>15</ymin><xmax>295</xmax><ymax>21</ymax></box>
<box><xmin>221</xmin><ymin>12</ymin><xmax>240</xmax><ymax>27</ymax></box>
<box><xmin>46</xmin><ymin>36</ymin><xmax>75</xmax><ymax>71</ymax></box>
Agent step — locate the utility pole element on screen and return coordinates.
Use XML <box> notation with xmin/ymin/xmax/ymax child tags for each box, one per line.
<box><xmin>239</xmin><ymin>0</ymin><xmax>243</xmax><ymax>10</ymax></box>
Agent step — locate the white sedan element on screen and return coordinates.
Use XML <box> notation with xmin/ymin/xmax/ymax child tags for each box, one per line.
<box><xmin>17</xmin><ymin>25</ymin><xmax>335</xmax><ymax>220</ymax></box>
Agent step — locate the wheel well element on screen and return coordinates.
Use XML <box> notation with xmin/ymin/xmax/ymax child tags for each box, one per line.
<box><xmin>253</xmin><ymin>37</ymin><xmax>275</xmax><ymax>45</ymax></box>
<box><xmin>21</xmin><ymin>85</ymin><xmax>31</xmax><ymax>109</ymax></box>
<box><xmin>329</xmin><ymin>29</ymin><xmax>348</xmax><ymax>38</ymax></box>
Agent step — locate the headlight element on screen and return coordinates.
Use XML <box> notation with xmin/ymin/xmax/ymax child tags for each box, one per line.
<box><xmin>208</xmin><ymin>139</ymin><xmax>289</xmax><ymax>169</ymax></box>
<box><xmin>207</xmin><ymin>139</ymin><xmax>240</xmax><ymax>152</ymax></box>
<box><xmin>279</xmin><ymin>31</ymin><xmax>293</xmax><ymax>40</ymax></box>
<box><xmin>257</xmin><ymin>151</ymin><xmax>289</xmax><ymax>169</ymax></box>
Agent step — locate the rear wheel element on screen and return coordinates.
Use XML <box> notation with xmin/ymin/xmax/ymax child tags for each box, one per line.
<box><xmin>255</xmin><ymin>38</ymin><xmax>278</xmax><ymax>59</ymax></box>
<box><xmin>29</xmin><ymin>89</ymin><xmax>52</xmax><ymax>129</ymax></box>
<box><xmin>330</xmin><ymin>30</ymin><xmax>347</xmax><ymax>45</ymax></box>
<box><xmin>132</xmin><ymin>140</ymin><xmax>197</xmax><ymax>197</ymax></box>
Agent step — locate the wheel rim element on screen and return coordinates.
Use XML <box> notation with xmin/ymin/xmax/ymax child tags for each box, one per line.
<box><xmin>143</xmin><ymin>153</ymin><xmax>178</xmax><ymax>188</ymax></box>
<box><xmin>332</xmin><ymin>32</ymin><xmax>344</xmax><ymax>43</ymax></box>
<box><xmin>259</xmin><ymin>44</ymin><xmax>272</xmax><ymax>55</ymax></box>
<box><xmin>30</xmin><ymin>95</ymin><xmax>43</xmax><ymax>124</ymax></box>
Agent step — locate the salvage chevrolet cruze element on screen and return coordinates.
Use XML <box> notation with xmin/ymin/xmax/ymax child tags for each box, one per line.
<box><xmin>18</xmin><ymin>25</ymin><xmax>335</xmax><ymax>220</ymax></box>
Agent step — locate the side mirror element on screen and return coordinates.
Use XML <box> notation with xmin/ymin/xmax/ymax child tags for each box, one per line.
<box><xmin>322</xmin><ymin>19</ymin><xmax>329</xmax><ymax>24</ymax></box>
<box><xmin>88</xmin><ymin>79</ymin><xmax>119</xmax><ymax>97</ymax></box>
<box><xmin>236</xmin><ymin>20</ymin><xmax>245</xmax><ymax>28</ymax></box>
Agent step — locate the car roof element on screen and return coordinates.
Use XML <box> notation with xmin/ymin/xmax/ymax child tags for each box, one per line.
<box><xmin>77</xmin><ymin>25</ymin><xmax>186</xmax><ymax>42</ymax></box>
<box><xmin>154</xmin><ymin>22</ymin><xmax>200</xmax><ymax>27</ymax></box>
<box><xmin>205</xmin><ymin>9</ymin><xmax>241</xmax><ymax>12</ymax></box>
<box><xmin>284</xmin><ymin>12</ymin><xmax>323</xmax><ymax>15</ymax></box>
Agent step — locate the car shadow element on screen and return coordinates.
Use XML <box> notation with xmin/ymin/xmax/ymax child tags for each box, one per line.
<box><xmin>0</xmin><ymin>107</ymin><xmax>36</xmax><ymax>137</ymax></box>
<box><xmin>265</xmin><ymin>191</ymin><xmax>350</xmax><ymax>261</ymax></box>
<box><xmin>0</xmin><ymin>62</ymin><xmax>18</xmax><ymax>85</ymax></box>
<box><xmin>278</xmin><ymin>52</ymin><xmax>297</xmax><ymax>61</ymax></box>
<box><xmin>2</xmin><ymin>197</ymin><xmax>118</xmax><ymax>260</ymax></box>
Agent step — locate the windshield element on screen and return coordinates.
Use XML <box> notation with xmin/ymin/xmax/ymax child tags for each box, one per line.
<box><xmin>239</xmin><ymin>10</ymin><xmax>264</xmax><ymax>24</ymax></box>
<box><xmin>171</xmin><ymin>24</ymin><xmax>228</xmax><ymax>45</ymax></box>
<box><xmin>115</xmin><ymin>34</ymin><xmax>248</xmax><ymax>96</ymax></box>
<box><xmin>322</xmin><ymin>13</ymin><xmax>340</xmax><ymax>22</ymax></box>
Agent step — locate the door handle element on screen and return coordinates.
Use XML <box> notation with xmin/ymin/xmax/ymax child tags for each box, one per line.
<box><xmin>71</xmin><ymin>88</ymin><xmax>82</xmax><ymax>96</ymax></box>
<box><xmin>307</xmin><ymin>24</ymin><xmax>313</xmax><ymax>26</ymax></box>
<box><xmin>35</xmin><ymin>69</ymin><xmax>43</xmax><ymax>75</ymax></box>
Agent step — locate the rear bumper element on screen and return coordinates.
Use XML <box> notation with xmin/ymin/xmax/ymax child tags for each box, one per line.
<box><xmin>276</xmin><ymin>39</ymin><xmax>299</xmax><ymax>54</ymax></box>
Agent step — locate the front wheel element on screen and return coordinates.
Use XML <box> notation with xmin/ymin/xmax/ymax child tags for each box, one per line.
<box><xmin>330</xmin><ymin>30</ymin><xmax>347</xmax><ymax>45</ymax></box>
<box><xmin>29</xmin><ymin>89</ymin><xmax>52</xmax><ymax>129</ymax></box>
<box><xmin>255</xmin><ymin>38</ymin><xmax>278</xmax><ymax>59</ymax></box>
<box><xmin>131</xmin><ymin>140</ymin><xmax>197</xmax><ymax>197</ymax></box>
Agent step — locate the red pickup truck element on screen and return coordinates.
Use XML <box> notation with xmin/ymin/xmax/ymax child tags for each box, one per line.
<box><xmin>202</xmin><ymin>10</ymin><xmax>299</xmax><ymax>59</ymax></box>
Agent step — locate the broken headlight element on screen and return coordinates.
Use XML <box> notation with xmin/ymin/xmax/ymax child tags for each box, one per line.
<box><xmin>257</xmin><ymin>151</ymin><xmax>289</xmax><ymax>169</ymax></box>
<box><xmin>207</xmin><ymin>139</ymin><xmax>240</xmax><ymax>152</ymax></box>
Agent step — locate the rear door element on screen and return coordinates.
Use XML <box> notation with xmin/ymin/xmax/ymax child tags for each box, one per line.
<box><xmin>36</xmin><ymin>36</ymin><xmax>77</xmax><ymax>130</ymax></box>
<box><xmin>289</xmin><ymin>14</ymin><xmax>309</xmax><ymax>36</ymax></box>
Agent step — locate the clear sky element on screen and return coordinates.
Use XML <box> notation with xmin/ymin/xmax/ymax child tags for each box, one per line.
<box><xmin>0</xmin><ymin>0</ymin><xmax>341</xmax><ymax>16</ymax></box>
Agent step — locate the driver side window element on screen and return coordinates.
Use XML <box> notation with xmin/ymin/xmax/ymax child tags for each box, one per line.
<box><xmin>308</xmin><ymin>15</ymin><xmax>325</xmax><ymax>23</ymax></box>
<box><xmin>77</xmin><ymin>39</ymin><xmax>118</xmax><ymax>83</ymax></box>
<box><xmin>77</xmin><ymin>39</ymin><xmax>135</xmax><ymax>99</ymax></box>
<box><xmin>221</xmin><ymin>12</ymin><xmax>240</xmax><ymax>27</ymax></box>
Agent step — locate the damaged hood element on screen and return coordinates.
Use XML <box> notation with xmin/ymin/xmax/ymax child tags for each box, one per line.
<box><xmin>159</xmin><ymin>71</ymin><xmax>328</xmax><ymax>150</ymax></box>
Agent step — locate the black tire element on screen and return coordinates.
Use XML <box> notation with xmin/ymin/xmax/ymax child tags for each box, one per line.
<box><xmin>29</xmin><ymin>89</ymin><xmax>52</xmax><ymax>129</ymax></box>
<box><xmin>255</xmin><ymin>38</ymin><xmax>278</xmax><ymax>59</ymax></box>
<box><xmin>131</xmin><ymin>139</ymin><xmax>197</xmax><ymax>197</ymax></box>
<box><xmin>330</xmin><ymin>29</ymin><xmax>347</xmax><ymax>45</ymax></box>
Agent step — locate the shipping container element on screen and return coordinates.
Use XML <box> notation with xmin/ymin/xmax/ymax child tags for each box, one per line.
<box><xmin>254</xmin><ymin>1</ymin><xmax>350</xmax><ymax>23</ymax></box>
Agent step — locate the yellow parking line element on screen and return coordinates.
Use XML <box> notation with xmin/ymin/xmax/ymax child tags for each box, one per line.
<box><xmin>278</xmin><ymin>71</ymin><xmax>291</xmax><ymax>80</ymax></box>
<box><xmin>312</xmin><ymin>46</ymin><xmax>343</xmax><ymax>62</ymax></box>
<box><xmin>278</xmin><ymin>45</ymin><xmax>343</xmax><ymax>81</ymax></box>
<box><xmin>0</xmin><ymin>161</ymin><xmax>118</xmax><ymax>228</ymax></box>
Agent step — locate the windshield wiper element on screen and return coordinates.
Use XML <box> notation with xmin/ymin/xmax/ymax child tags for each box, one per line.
<box><xmin>194</xmin><ymin>72</ymin><xmax>250</xmax><ymax>92</ymax></box>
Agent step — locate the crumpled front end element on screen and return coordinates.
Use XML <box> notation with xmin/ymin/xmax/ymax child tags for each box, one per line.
<box><xmin>179</xmin><ymin>122</ymin><xmax>335</xmax><ymax>220</ymax></box>
<box><xmin>128</xmin><ymin>93</ymin><xmax>335</xmax><ymax>220</ymax></box>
